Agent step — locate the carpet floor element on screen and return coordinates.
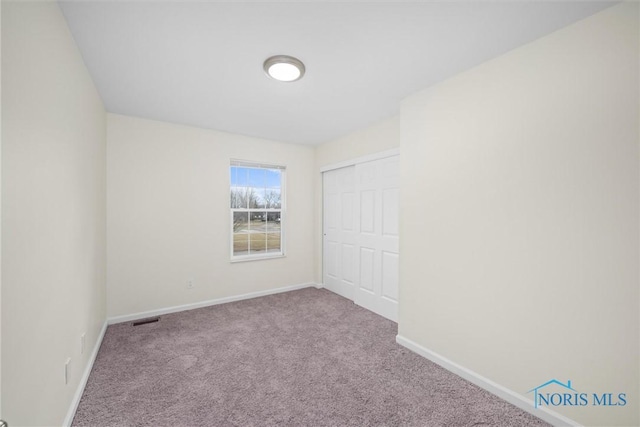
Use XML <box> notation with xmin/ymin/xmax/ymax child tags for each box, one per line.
<box><xmin>72</xmin><ymin>288</ymin><xmax>549</xmax><ymax>427</ymax></box>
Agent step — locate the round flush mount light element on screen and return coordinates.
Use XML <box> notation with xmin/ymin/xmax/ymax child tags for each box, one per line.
<box><xmin>263</xmin><ymin>55</ymin><xmax>305</xmax><ymax>82</ymax></box>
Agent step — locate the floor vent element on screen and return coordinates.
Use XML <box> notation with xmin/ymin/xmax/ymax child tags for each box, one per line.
<box><xmin>132</xmin><ymin>317</ymin><xmax>160</xmax><ymax>326</ymax></box>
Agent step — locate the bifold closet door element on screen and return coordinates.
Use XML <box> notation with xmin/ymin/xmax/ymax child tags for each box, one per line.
<box><xmin>353</xmin><ymin>156</ymin><xmax>399</xmax><ymax>322</ymax></box>
<box><xmin>322</xmin><ymin>155</ymin><xmax>399</xmax><ymax>322</ymax></box>
<box><xmin>322</xmin><ymin>166</ymin><xmax>357</xmax><ymax>300</ymax></box>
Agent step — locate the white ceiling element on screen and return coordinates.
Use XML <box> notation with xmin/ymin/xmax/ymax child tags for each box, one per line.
<box><xmin>59</xmin><ymin>1</ymin><xmax>614</xmax><ymax>145</ymax></box>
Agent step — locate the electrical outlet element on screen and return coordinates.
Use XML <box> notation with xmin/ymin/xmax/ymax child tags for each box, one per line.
<box><xmin>81</xmin><ymin>333</ymin><xmax>86</xmax><ymax>354</ymax></box>
<box><xmin>64</xmin><ymin>358</ymin><xmax>71</xmax><ymax>385</ymax></box>
<box><xmin>187</xmin><ymin>279</ymin><xmax>194</xmax><ymax>290</ymax></box>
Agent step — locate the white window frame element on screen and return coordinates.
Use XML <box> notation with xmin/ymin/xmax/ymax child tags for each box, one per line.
<box><xmin>229</xmin><ymin>160</ymin><xmax>286</xmax><ymax>262</ymax></box>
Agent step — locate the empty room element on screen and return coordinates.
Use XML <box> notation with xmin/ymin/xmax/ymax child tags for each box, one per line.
<box><xmin>1</xmin><ymin>1</ymin><xmax>638</xmax><ymax>426</ymax></box>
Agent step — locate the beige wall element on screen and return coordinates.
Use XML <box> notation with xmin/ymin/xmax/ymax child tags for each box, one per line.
<box><xmin>315</xmin><ymin>115</ymin><xmax>400</xmax><ymax>169</ymax></box>
<box><xmin>1</xmin><ymin>2</ymin><xmax>107</xmax><ymax>426</ymax></box>
<box><xmin>399</xmin><ymin>3</ymin><xmax>639</xmax><ymax>426</ymax></box>
<box><xmin>106</xmin><ymin>114</ymin><xmax>315</xmax><ymax>317</ymax></box>
<box><xmin>314</xmin><ymin>115</ymin><xmax>400</xmax><ymax>282</ymax></box>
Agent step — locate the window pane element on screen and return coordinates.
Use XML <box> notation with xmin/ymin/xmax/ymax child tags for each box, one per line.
<box><xmin>265</xmin><ymin>169</ymin><xmax>281</xmax><ymax>188</ymax></box>
<box><xmin>232</xmin><ymin>187</ymin><xmax>260</xmax><ymax>209</ymax></box>
<box><xmin>233</xmin><ymin>212</ymin><xmax>248</xmax><ymax>232</ymax></box>
<box><xmin>254</xmin><ymin>188</ymin><xmax>267</xmax><ymax>209</ymax></box>
<box><xmin>233</xmin><ymin>234</ymin><xmax>248</xmax><ymax>256</ymax></box>
<box><xmin>249</xmin><ymin>211</ymin><xmax>266</xmax><ymax>224</ymax></box>
<box><xmin>266</xmin><ymin>233</ymin><xmax>281</xmax><ymax>253</ymax></box>
<box><xmin>230</xmin><ymin>187</ymin><xmax>247</xmax><ymax>209</ymax></box>
<box><xmin>264</xmin><ymin>189</ymin><xmax>281</xmax><ymax>209</ymax></box>
<box><xmin>230</xmin><ymin>167</ymin><xmax>249</xmax><ymax>187</ymax></box>
<box><xmin>249</xmin><ymin>233</ymin><xmax>267</xmax><ymax>253</ymax></box>
<box><xmin>248</xmin><ymin>168</ymin><xmax>266</xmax><ymax>187</ymax></box>
<box><xmin>246</xmin><ymin>188</ymin><xmax>260</xmax><ymax>209</ymax></box>
<box><xmin>266</xmin><ymin>212</ymin><xmax>281</xmax><ymax>232</ymax></box>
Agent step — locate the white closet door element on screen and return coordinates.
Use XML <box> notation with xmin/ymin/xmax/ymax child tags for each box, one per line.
<box><xmin>354</xmin><ymin>156</ymin><xmax>400</xmax><ymax>322</ymax></box>
<box><xmin>323</xmin><ymin>166</ymin><xmax>357</xmax><ymax>300</ymax></box>
<box><xmin>322</xmin><ymin>155</ymin><xmax>399</xmax><ymax>322</ymax></box>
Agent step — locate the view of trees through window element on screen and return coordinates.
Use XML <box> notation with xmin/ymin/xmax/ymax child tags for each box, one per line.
<box><xmin>230</xmin><ymin>164</ymin><xmax>284</xmax><ymax>258</ymax></box>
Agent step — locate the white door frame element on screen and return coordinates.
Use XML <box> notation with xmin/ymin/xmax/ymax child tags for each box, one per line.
<box><xmin>319</xmin><ymin>148</ymin><xmax>400</xmax><ymax>174</ymax></box>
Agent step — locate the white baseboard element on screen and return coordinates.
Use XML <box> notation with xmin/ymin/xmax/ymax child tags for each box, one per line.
<box><xmin>108</xmin><ymin>282</ymin><xmax>320</xmax><ymax>325</ymax></box>
<box><xmin>63</xmin><ymin>320</ymin><xmax>108</xmax><ymax>427</ymax></box>
<box><xmin>395</xmin><ymin>335</ymin><xmax>581</xmax><ymax>427</ymax></box>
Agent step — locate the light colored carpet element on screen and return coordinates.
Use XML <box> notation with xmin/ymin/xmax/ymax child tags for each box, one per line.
<box><xmin>72</xmin><ymin>288</ymin><xmax>549</xmax><ymax>426</ymax></box>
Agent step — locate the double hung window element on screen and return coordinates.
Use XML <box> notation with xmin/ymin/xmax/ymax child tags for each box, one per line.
<box><xmin>230</xmin><ymin>161</ymin><xmax>285</xmax><ymax>261</ymax></box>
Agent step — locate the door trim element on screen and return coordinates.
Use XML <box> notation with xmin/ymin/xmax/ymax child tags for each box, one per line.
<box><xmin>319</xmin><ymin>148</ymin><xmax>400</xmax><ymax>173</ymax></box>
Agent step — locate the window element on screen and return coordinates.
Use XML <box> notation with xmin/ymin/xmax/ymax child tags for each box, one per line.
<box><xmin>230</xmin><ymin>161</ymin><xmax>285</xmax><ymax>261</ymax></box>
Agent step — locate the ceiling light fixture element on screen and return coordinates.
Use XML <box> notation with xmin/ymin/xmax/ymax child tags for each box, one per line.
<box><xmin>263</xmin><ymin>55</ymin><xmax>305</xmax><ymax>82</ymax></box>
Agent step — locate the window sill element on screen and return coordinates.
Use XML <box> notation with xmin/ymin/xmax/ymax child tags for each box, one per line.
<box><xmin>230</xmin><ymin>253</ymin><xmax>286</xmax><ymax>263</ymax></box>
